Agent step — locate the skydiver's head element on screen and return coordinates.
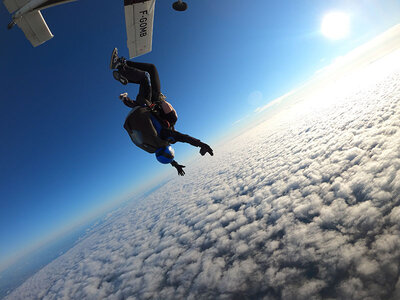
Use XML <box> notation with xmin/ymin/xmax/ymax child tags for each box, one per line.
<box><xmin>155</xmin><ymin>145</ymin><xmax>175</xmax><ymax>164</ymax></box>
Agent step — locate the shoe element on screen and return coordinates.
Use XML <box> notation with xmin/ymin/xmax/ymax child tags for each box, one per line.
<box><xmin>113</xmin><ymin>71</ymin><xmax>128</xmax><ymax>85</ymax></box>
<box><xmin>110</xmin><ymin>48</ymin><xmax>121</xmax><ymax>69</ymax></box>
<box><xmin>119</xmin><ymin>56</ymin><xmax>127</xmax><ymax>67</ymax></box>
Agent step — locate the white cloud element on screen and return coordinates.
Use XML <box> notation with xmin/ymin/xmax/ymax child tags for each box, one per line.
<box><xmin>6</xmin><ymin>44</ymin><xmax>400</xmax><ymax>300</ymax></box>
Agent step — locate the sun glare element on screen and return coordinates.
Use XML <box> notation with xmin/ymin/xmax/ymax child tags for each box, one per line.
<box><xmin>321</xmin><ymin>12</ymin><xmax>351</xmax><ymax>40</ymax></box>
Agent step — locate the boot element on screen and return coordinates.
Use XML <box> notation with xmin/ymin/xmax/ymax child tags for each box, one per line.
<box><xmin>109</xmin><ymin>48</ymin><xmax>126</xmax><ymax>69</ymax></box>
<box><xmin>113</xmin><ymin>70</ymin><xmax>128</xmax><ymax>85</ymax></box>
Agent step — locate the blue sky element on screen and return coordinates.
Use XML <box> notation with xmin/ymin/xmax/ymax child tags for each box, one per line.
<box><xmin>1</xmin><ymin>0</ymin><xmax>400</xmax><ymax>270</ymax></box>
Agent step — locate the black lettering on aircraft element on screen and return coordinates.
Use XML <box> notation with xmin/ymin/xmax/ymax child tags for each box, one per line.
<box><xmin>139</xmin><ymin>15</ymin><xmax>148</xmax><ymax>37</ymax></box>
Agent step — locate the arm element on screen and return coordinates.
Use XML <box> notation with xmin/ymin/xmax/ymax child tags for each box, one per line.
<box><xmin>123</xmin><ymin>98</ymin><xmax>137</xmax><ymax>108</ymax></box>
<box><xmin>171</xmin><ymin>160</ymin><xmax>185</xmax><ymax>176</ymax></box>
<box><xmin>119</xmin><ymin>93</ymin><xmax>138</xmax><ymax>108</ymax></box>
<box><xmin>161</xmin><ymin>128</ymin><xmax>214</xmax><ymax>156</ymax></box>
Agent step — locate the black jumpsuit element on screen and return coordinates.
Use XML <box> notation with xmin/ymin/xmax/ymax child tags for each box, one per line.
<box><xmin>122</xmin><ymin>97</ymin><xmax>205</xmax><ymax>150</ymax></box>
<box><xmin>118</xmin><ymin>62</ymin><xmax>205</xmax><ymax>150</ymax></box>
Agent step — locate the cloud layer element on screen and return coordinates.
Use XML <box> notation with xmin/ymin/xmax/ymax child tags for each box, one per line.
<box><xmin>7</xmin><ymin>53</ymin><xmax>400</xmax><ymax>300</ymax></box>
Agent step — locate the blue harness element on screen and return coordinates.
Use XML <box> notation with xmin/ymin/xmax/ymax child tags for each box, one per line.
<box><xmin>149</xmin><ymin>113</ymin><xmax>176</xmax><ymax>143</ymax></box>
<box><xmin>150</xmin><ymin>114</ymin><xmax>163</xmax><ymax>135</ymax></box>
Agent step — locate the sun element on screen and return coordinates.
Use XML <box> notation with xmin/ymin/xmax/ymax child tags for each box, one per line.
<box><xmin>321</xmin><ymin>12</ymin><xmax>351</xmax><ymax>40</ymax></box>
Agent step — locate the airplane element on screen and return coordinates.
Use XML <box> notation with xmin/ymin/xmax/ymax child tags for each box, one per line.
<box><xmin>3</xmin><ymin>0</ymin><xmax>187</xmax><ymax>56</ymax></box>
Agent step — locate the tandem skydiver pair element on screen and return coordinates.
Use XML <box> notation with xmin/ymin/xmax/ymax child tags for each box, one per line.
<box><xmin>110</xmin><ymin>48</ymin><xmax>213</xmax><ymax>176</ymax></box>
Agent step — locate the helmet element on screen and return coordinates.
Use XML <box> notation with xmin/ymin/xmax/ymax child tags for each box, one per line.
<box><xmin>155</xmin><ymin>145</ymin><xmax>175</xmax><ymax>164</ymax></box>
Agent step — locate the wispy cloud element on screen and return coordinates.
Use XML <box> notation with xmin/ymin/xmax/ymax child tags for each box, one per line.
<box><xmin>254</xmin><ymin>89</ymin><xmax>296</xmax><ymax>114</ymax></box>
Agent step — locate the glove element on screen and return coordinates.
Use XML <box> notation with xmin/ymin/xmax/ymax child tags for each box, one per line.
<box><xmin>176</xmin><ymin>164</ymin><xmax>185</xmax><ymax>176</ymax></box>
<box><xmin>200</xmin><ymin>143</ymin><xmax>214</xmax><ymax>156</ymax></box>
<box><xmin>171</xmin><ymin>161</ymin><xmax>185</xmax><ymax>176</ymax></box>
<box><xmin>119</xmin><ymin>92</ymin><xmax>128</xmax><ymax>101</ymax></box>
<box><xmin>159</xmin><ymin>92</ymin><xmax>167</xmax><ymax>102</ymax></box>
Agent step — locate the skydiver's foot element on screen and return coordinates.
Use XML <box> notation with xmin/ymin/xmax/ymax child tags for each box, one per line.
<box><xmin>200</xmin><ymin>143</ymin><xmax>213</xmax><ymax>156</ymax></box>
<box><xmin>119</xmin><ymin>56</ymin><xmax>127</xmax><ymax>68</ymax></box>
<box><xmin>110</xmin><ymin>48</ymin><xmax>119</xmax><ymax>69</ymax></box>
<box><xmin>109</xmin><ymin>48</ymin><xmax>127</xmax><ymax>69</ymax></box>
<box><xmin>113</xmin><ymin>71</ymin><xmax>128</xmax><ymax>85</ymax></box>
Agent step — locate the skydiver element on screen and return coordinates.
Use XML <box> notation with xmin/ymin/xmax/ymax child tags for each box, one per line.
<box><xmin>109</xmin><ymin>48</ymin><xmax>213</xmax><ymax>176</ymax></box>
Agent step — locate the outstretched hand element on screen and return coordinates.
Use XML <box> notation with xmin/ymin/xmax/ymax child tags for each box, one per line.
<box><xmin>171</xmin><ymin>160</ymin><xmax>185</xmax><ymax>176</ymax></box>
<box><xmin>175</xmin><ymin>164</ymin><xmax>186</xmax><ymax>176</ymax></box>
<box><xmin>200</xmin><ymin>143</ymin><xmax>214</xmax><ymax>156</ymax></box>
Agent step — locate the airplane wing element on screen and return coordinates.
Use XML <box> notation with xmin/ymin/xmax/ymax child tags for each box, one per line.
<box><xmin>16</xmin><ymin>11</ymin><xmax>54</xmax><ymax>47</ymax></box>
<box><xmin>124</xmin><ymin>0</ymin><xmax>156</xmax><ymax>58</ymax></box>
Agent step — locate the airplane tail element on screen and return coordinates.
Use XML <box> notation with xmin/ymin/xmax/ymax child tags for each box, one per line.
<box><xmin>16</xmin><ymin>11</ymin><xmax>53</xmax><ymax>47</ymax></box>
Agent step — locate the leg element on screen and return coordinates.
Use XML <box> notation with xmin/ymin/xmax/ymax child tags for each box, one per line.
<box><xmin>125</xmin><ymin>62</ymin><xmax>161</xmax><ymax>102</ymax></box>
<box><xmin>110</xmin><ymin>49</ymin><xmax>160</xmax><ymax>105</ymax></box>
<box><xmin>118</xmin><ymin>64</ymin><xmax>152</xmax><ymax>106</ymax></box>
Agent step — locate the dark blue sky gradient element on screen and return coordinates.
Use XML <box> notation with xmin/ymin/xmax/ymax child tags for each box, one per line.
<box><xmin>1</xmin><ymin>0</ymin><xmax>400</xmax><ymax>268</ymax></box>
